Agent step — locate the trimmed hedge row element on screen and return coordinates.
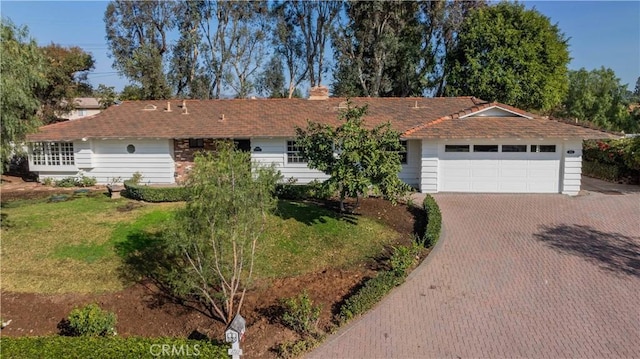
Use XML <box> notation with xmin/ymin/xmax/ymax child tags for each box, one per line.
<box><xmin>0</xmin><ymin>336</ymin><xmax>227</xmax><ymax>359</ymax></box>
<box><xmin>582</xmin><ymin>160</ymin><xmax>622</xmax><ymax>182</ymax></box>
<box><xmin>123</xmin><ymin>181</ymin><xmax>190</xmax><ymax>202</ymax></box>
<box><xmin>338</xmin><ymin>270</ymin><xmax>403</xmax><ymax>322</ymax></box>
<box><xmin>422</xmin><ymin>194</ymin><xmax>442</xmax><ymax>246</ymax></box>
<box><xmin>337</xmin><ymin>194</ymin><xmax>443</xmax><ymax>323</ymax></box>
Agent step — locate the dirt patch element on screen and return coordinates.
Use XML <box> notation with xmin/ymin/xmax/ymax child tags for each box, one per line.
<box><xmin>0</xmin><ymin>188</ymin><xmax>423</xmax><ymax>358</ymax></box>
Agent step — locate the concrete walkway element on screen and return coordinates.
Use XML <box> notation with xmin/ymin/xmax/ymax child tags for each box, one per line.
<box><xmin>308</xmin><ymin>191</ymin><xmax>640</xmax><ymax>358</ymax></box>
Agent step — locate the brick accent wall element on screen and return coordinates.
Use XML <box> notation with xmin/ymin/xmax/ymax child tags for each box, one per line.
<box><xmin>173</xmin><ymin>139</ymin><xmax>220</xmax><ymax>184</ymax></box>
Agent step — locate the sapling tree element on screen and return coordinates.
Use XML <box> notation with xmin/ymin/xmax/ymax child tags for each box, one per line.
<box><xmin>167</xmin><ymin>142</ymin><xmax>279</xmax><ymax>324</ymax></box>
<box><xmin>295</xmin><ymin>102</ymin><xmax>410</xmax><ymax>212</ymax></box>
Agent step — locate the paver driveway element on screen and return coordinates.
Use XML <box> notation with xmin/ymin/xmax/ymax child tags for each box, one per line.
<box><xmin>309</xmin><ymin>192</ymin><xmax>640</xmax><ymax>358</ymax></box>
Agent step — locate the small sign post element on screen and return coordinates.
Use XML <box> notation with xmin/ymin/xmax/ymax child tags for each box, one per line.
<box><xmin>225</xmin><ymin>314</ymin><xmax>246</xmax><ymax>359</ymax></box>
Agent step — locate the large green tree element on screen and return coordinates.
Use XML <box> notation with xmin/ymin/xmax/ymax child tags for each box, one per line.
<box><xmin>271</xmin><ymin>0</ymin><xmax>341</xmax><ymax>94</ymax></box>
<box><xmin>38</xmin><ymin>43</ymin><xmax>95</xmax><ymax>123</ymax></box>
<box><xmin>557</xmin><ymin>67</ymin><xmax>638</xmax><ymax>133</ymax></box>
<box><xmin>0</xmin><ymin>20</ymin><xmax>47</xmax><ymax>170</ymax></box>
<box><xmin>296</xmin><ymin>102</ymin><xmax>410</xmax><ymax>212</ymax></box>
<box><xmin>445</xmin><ymin>2</ymin><xmax>569</xmax><ymax>112</ymax></box>
<box><xmin>332</xmin><ymin>0</ymin><xmax>429</xmax><ymax>97</ymax></box>
<box><xmin>105</xmin><ymin>0</ymin><xmax>174</xmax><ymax>100</ymax></box>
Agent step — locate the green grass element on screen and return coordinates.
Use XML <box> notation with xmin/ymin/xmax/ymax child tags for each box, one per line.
<box><xmin>1</xmin><ymin>196</ymin><xmax>400</xmax><ymax>294</ymax></box>
<box><xmin>1</xmin><ymin>195</ymin><xmax>180</xmax><ymax>293</ymax></box>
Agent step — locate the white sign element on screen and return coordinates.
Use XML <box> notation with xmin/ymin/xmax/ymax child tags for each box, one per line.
<box><xmin>228</xmin><ymin>348</ymin><xmax>243</xmax><ymax>356</ymax></box>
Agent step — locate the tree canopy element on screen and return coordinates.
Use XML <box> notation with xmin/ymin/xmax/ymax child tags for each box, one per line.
<box><xmin>38</xmin><ymin>43</ymin><xmax>95</xmax><ymax>123</ymax></box>
<box><xmin>1</xmin><ymin>20</ymin><xmax>47</xmax><ymax>170</ymax></box>
<box><xmin>445</xmin><ymin>2</ymin><xmax>570</xmax><ymax>112</ymax></box>
<box><xmin>556</xmin><ymin>67</ymin><xmax>639</xmax><ymax>133</ymax></box>
<box><xmin>295</xmin><ymin>102</ymin><xmax>409</xmax><ymax>211</ymax></box>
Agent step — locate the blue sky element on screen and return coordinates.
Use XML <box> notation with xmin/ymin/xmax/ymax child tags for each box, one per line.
<box><xmin>1</xmin><ymin>1</ymin><xmax>638</xmax><ymax>93</ymax></box>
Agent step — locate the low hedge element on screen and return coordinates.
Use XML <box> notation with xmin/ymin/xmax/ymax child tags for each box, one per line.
<box><xmin>338</xmin><ymin>270</ymin><xmax>402</xmax><ymax>322</ymax></box>
<box><xmin>0</xmin><ymin>336</ymin><xmax>227</xmax><ymax>359</ymax></box>
<box><xmin>582</xmin><ymin>160</ymin><xmax>623</xmax><ymax>182</ymax></box>
<box><xmin>123</xmin><ymin>181</ymin><xmax>190</xmax><ymax>202</ymax></box>
<box><xmin>336</xmin><ymin>194</ymin><xmax>442</xmax><ymax>323</ymax></box>
<box><xmin>422</xmin><ymin>194</ymin><xmax>442</xmax><ymax>247</ymax></box>
<box><xmin>275</xmin><ymin>180</ymin><xmax>333</xmax><ymax>200</ymax></box>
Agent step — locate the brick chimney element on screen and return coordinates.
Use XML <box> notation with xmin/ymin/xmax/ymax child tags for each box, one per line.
<box><xmin>308</xmin><ymin>85</ymin><xmax>329</xmax><ymax>100</ymax></box>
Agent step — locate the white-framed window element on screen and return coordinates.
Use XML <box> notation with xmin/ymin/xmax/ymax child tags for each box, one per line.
<box><xmin>77</xmin><ymin>109</ymin><xmax>87</xmax><ymax>117</ymax></box>
<box><xmin>399</xmin><ymin>140</ymin><xmax>408</xmax><ymax>164</ymax></box>
<box><xmin>531</xmin><ymin>145</ymin><xmax>556</xmax><ymax>153</ymax></box>
<box><xmin>31</xmin><ymin>142</ymin><xmax>74</xmax><ymax>166</ymax></box>
<box><xmin>286</xmin><ymin>140</ymin><xmax>306</xmax><ymax>163</ymax></box>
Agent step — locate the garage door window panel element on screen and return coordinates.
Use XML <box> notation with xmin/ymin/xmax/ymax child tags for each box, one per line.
<box><xmin>502</xmin><ymin>145</ymin><xmax>527</xmax><ymax>152</ymax></box>
<box><xmin>445</xmin><ymin>145</ymin><xmax>470</xmax><ymax>152</ymax></box>
<box><xmin>473</xmin><ymin>145</ymin><xmax>499</xmax><ymax>152</ymax></box>
<box><xmin>531</xmin><ymin>145</ymin><xmax>556</xmax><ymax>153</ymax></box>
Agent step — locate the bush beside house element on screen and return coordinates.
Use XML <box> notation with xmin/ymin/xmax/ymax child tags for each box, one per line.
<box><xmin>123</xmin><ymin>181</ymin><xmax>190</xmax><ymax>202</ymax></box>
<box><xmin>583</xmin><ymin>138</ymin><xmax>640</xmax><ymax>184</ymax></box>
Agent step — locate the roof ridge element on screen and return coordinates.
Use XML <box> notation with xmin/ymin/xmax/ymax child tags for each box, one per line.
<box><xmin>403</xmin><ymin>99</ymin><xmax>494</xmax><ymax>136</ymax></box>
<box><xmin>547</xmin><ymin>116</ymin><xmax>623</xmax><ymax>136</ymax></box>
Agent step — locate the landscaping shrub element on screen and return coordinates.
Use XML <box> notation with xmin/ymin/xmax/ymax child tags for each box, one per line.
<box><xmin>338</xmin><ymin>271</ymin><xmax>402</xmax><ymax>322</ymax></box>
<box><xmin>276</xmin><ymin>336</ymin><xmax>322</xmax><ymax>359</ymax></box>
<box><xmin>275</xmin><ymin>179</ymin><xmax>333</xmax><ymax>200</ymax></box>
<box><xmin>389</xmin><ymin>244</ymin><xmax>419</xmax><ymax>277</ymax></box>
<box><xmin>53</xmin><ymin>175</ymin><xmax>97</xmax><ymax>188</ymax></box>
<box><xmin>582</xmin><ymin>161</ymin><xmax>621</xmax><ymax>182</ymax></box>
<box><xmin>0</xmin><ymin>336</ymin><xmax>227</xmax><ymax>359</ymax></box>
<box><xmin>129</xmin><ymin>171</ymin><xmax>144</xmax><ymax>184</ymax></box>
<box><xmin>583</xmin><ymin>138</ymin><xmax>640</xmax><ymax>183</ymax></box>
<box><xmin>65</xmin><ymin>303</ymin><xmax>117</xmax><ymax>337</ymax></box>
<box><xmin>123</xmin><ymin>180</ymin><xmax>190</xmax><ymax>202</ymax></box>
<box><xmin>281</xmin><ymin>291</ymin><xmax>321</xmax><ymax>336</ymax></box>
<box><xmin>423</xmin><ymin>194</ymin><xmax>442</xmax><ymax>247</ymax></box>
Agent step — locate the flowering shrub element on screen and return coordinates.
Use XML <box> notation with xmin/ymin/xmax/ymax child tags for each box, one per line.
<box><xmin>583</xmin><ymin>138</ymin><xmax>640</xmax><ymax>183</ymax></box>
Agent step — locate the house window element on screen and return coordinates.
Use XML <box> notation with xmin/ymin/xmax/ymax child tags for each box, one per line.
<box><xmin>445</xmin><ymin>145</ymin><xmax>470</xmax><ymax>152</ymax></box>
<box><xmin>473</xmin><ymin>145</ymin><xmax>499</xmax><ymax>152</ymax></box>
<box><xmin>531</xmin><ymin>145</ymin><xmax>556</xmax><ymax>153</ymax></box>
<box><xmin>502</xmin><ymin>145</ymin><xmax>527</xmax><ymax>152</ymax></box>
<box><xmin>31</xmin><ymin>142</ymin><xmax>74</xmax><ymax>166</ymax></box>
<box><xmin>77</xmin><ymin>109</ymin><xmax>86</xmax><ymax>117</ymax></box>
<box><xmin>189</xmin><ymin>138</ymin><xmax>204</xmax><ymax>148</ymax></box>
<box><xmin>399</xmin><ymin>140</ymin><xmax>408</xmax><ymax>164</ymax></box>
<box><xmin>287</xmin><ymin>140</ymin><xmax>306</xmax><ymax>163</ymax></box>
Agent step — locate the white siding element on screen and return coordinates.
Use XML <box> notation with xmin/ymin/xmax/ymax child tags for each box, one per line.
<box><xmin>561</xmin><ymin>140</ymin><xmax>583</xmax><ymax>196</ymax></box>
<box><xmin>36</xmin><ymin>139</ymin><xmax>175</xmax><ymax>184</ymax></box>
<box><xmin>399</xmin><ymin>140</ymin><xmax>421</xmax><ymax>188</ymax></box>
<box><xmin>88</xmin><ymin>139</ymin><xmax>175</xmax><ymax>184</ymax></box>
<box><xmin>251</xmin><ymin>138</ymin><xmax>329</xmax><ymax>184</ymax></box>
<box><xmin>420</xmin><ymin>140</ymin><xmax>439</xmax><ymax>193</ymax></box>
<box><xmin>74</xmin><ymin>140</ymin><xmax>93</xmax><ymax>168</ymax></box>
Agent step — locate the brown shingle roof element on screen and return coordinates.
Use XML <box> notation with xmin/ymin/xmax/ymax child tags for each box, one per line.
<box><xmin>403</xmin><ymin>101</ymin><xmax>618</xmax><ymax>139</ymax></box>
<box><xmin>27</xmin><ymin>97</ymin><xmax>616</xmax><ymax>141</ymax></box>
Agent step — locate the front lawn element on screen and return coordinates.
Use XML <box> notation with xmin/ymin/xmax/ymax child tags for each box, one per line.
<box><xmin>0</xmin><ymin>195</ymin><xmax>399</xmax><ymax>293</ymax></box>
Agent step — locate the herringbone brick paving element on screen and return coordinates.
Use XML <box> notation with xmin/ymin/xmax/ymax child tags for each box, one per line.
<box><xmin>308</xmin><ymin>192</ymin><xmax>640</xmax><ymax>359</ymax></box>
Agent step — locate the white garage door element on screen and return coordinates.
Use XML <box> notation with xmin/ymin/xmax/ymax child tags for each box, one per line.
<box><xmin>439</xmin><ymin>144</ymin><xmax>561</xmax><ymax>193</ymax></box>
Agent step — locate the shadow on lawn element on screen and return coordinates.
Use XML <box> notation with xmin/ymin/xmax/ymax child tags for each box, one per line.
<box><xmin>534</xmin><ymin>224</ymin><xmax>640</xmax><ymax>277</ymax></box>
<box><xmin>114</xmin><ymin>230</ymin><xmax>218</xmax><ymax>320</ymax></box>
<box><xmin>275</xmin><ymin>200</ymin><xmax>357</xmax><ymax>226</ymax></box>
